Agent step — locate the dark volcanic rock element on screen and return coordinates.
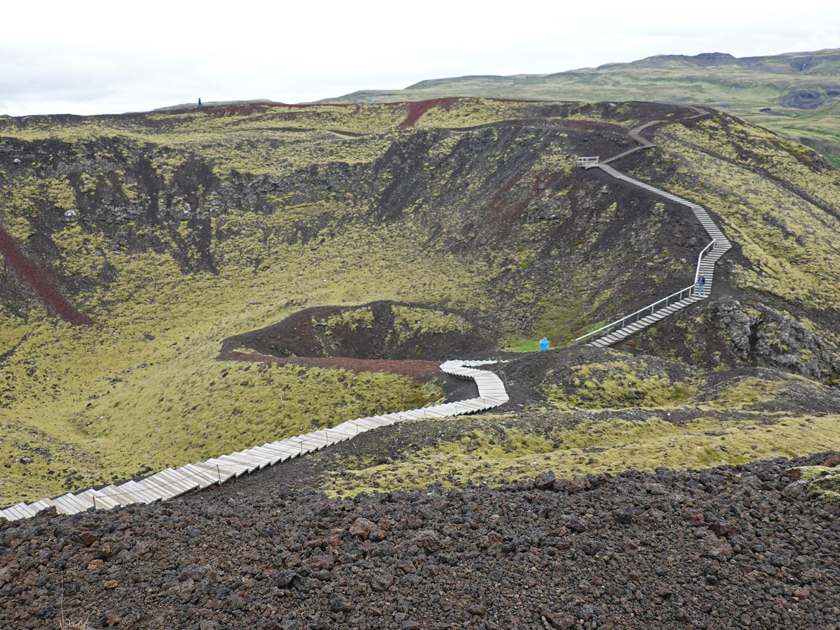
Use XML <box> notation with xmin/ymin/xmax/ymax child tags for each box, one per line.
<box><xmin>2</xmin><ymin>454</ymin><xmax>840</xmax><ymax>630</ymax></box>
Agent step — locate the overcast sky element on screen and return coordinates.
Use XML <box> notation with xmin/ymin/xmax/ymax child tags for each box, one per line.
<box><xmin>2</xmin><ymin>0</ymin><xmax>839</xmax><ymax>117</ymax></box>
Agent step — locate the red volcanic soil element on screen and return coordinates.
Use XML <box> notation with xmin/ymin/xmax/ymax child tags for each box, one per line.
<box><xmin>399</xmin><ymin>97</ymin><xmax>463</xmax><ymax>127</ymax></box>
<box><xmin>0</xmin><ymin>226</ymin><xmax>92</xmax><ymax>326</ymax></box>
<box><xmin>218</xmin><ymin>301</ymin><xmax>498</xmax><ymax>380</ymax></box>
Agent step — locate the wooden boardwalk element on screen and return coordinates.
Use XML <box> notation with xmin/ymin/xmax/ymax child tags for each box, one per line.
<box><xmin>576</xmin><ymin>110</ymin><xmax>731</xmax><ymax>347</ymax></box>
<box><xmin>0</xmin><ymin>360</ymin><xmax>508</xmax><ymax>521</ymax></box>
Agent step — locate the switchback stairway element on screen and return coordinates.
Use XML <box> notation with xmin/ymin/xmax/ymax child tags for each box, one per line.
<box><xmin>575</xmin><ymin>114</ymin><xmax>731</xmax><ymax>348</ymax></box>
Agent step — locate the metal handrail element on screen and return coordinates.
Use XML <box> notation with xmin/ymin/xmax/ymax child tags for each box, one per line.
<box><xmin>574</xmin><ymin>239</ymin><xmax>717</xmax><ymax>344</ymax></box>
<box><xmin>574</xmin><ymin>285</ymin><xmax>694</xmax><ymax>343</ymax></box>
<box><xmin>577</xmin><ymin>156</ymin><xmax>600</xmax><ymax>168</ymax></box>
<box><xmin>694</xmin><ymin>239</ymin><xmax>716</xmax><ymax>286</ymax></box>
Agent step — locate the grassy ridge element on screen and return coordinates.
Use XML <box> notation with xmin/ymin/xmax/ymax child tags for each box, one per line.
<box><xmin>654</xmin><ymin>116</ymin><xmax>840</xmax><ymax>308</ymax></box>
<box><xmin>320</xmin><ymin>49</ymin><xmax>840</xmax><ymax>166</ymax></box>
<box><xmin>323</xmin><ymin>412</ymin><xmax>840</xmax><ymax>497</ymax></box>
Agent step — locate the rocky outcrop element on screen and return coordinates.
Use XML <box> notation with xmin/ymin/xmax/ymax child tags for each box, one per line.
<box><xmin>667</xmin><ymin>297</ymin><xmax>840</xmax><ymax>384</ymax></box>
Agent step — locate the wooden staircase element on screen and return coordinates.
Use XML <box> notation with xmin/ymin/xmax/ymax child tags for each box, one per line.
<box><xmin>0</xmin><ymin>360</ymin><xmax>508</xmax><ymax>521</ymax></box>
<box><xmin>576</xmin><ymin>130</ymin><xmax>731</xmax><ymax>347</ymax></box>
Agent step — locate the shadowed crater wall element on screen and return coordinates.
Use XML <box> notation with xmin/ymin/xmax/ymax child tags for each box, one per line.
<box><xmin>219</xmin><ymin>301</ymin><xmax>497</xmax><ymax>361</ymax></box>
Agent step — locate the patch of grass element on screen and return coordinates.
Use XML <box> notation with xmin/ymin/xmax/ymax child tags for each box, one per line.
<box><xmin>504</xmin><ymin>292</ymin><xmax>607</xmax><ymax>351</ymax></box>
<box><xmin>322</xmin><ymin>412</ymin><xmax>840</xmax><ymax>497</ymax></box>
<box><xmin>543</xmin><ymin>359</ymin><xmax>695</xmax><ymax>409</ymax></box>
<box><xmin>508</xmin><ymin>339</ymin><xmax>542</xmax><ymax>352</ymax></box>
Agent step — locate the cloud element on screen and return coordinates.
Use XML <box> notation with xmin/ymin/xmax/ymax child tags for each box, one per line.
<box><xmin>1</xmin><ymin>0</ymin><xmax>839</xmax><ymax>115</ymax></box>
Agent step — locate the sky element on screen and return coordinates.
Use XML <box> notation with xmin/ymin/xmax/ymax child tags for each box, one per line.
<box><xmin>2</xmin><ymin>0</ymin><xmax>839</xmax><ymax>117</ymax></box>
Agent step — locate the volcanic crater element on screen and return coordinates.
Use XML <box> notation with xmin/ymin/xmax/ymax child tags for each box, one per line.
<box><xmin>218</xmin><ymin>301</ymin><xmax>499</xmax><ymax>377</ymax></box>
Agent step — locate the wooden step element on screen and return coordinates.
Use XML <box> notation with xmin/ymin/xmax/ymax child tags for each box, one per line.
<box><xmin>7</xmin><ymin>360</ymin><xmax>509</xmax><ymax>520</ymax></box>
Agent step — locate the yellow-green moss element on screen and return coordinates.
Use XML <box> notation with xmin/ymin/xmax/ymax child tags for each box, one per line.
<box><xmin>544</xmin><ymin>360</ymin><xmax>694</xmax><ymax>409</ymax></box>
<box><xmin>790</xmin><ymin>465</ymin><xmax>840</xmax><ymax>504</ymax></box>
<box><xmin>707</xmin><ymin>376</ymin><xmax>785</xmax><ymax>409</ymax></box>
<box><xmin>414</xmin><ymin>99</ymin><xmax>530</xmax><ymax>129</ymax></box>
<box><xmin>0</xmin><ymin>215</ymin><xmax>34</xmax><ymax>242</ymax></box>
<box><xmin>323</xmin><ymin>413</ymin><xmax>840</xmax><ymax>497</ymax></box>
<box><xmin>326</xmin><ymin>307</ymin><xmax>375</xmax><ymax>331</ymax></box>
<box><xmin>389</xmin><ymin>305</ymin><xmax>473</xmax><ymax>343</ymax></box>
<box><xmin>52</xmin><ymin>224</ymin><xmax>110</xmax><ymax>280</ymax></box>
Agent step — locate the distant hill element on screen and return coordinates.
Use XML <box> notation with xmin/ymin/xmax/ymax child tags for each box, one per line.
<box><xmin>319</xmin><ymin>48</ymin><xmax>840</xmax><ymax>166</ymax></box>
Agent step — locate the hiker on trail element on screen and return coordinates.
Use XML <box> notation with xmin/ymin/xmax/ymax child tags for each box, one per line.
<box><xmin>698</xmin><ymin>275</ymin><xmax>706</xmax><ymax>297</ymax></box>
<box><xmin>539</xmin><ymin>337</ymin><xmax>549</xmax><ymax>351</ymax></box>
<box><xmin>198</xmin><ymin>98</ymin><xmax>202</xmax><ymax>107</ymax></box>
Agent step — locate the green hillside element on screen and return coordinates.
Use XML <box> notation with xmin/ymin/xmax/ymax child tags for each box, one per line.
<box><xmin>1</xmin><ymin>98</ymin><xmax>840</xmax><ymax>506</ymax></box>
<box><xmin>321</xmin><ymin>49</ymin><xmax>840</xmax><ymax>167</ymax></box>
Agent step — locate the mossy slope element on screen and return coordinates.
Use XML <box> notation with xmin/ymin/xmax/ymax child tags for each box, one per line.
<box><xmin>2</xmin><ymin>99</ymin><xmax>840</xmax><ymax>505</ymax></box>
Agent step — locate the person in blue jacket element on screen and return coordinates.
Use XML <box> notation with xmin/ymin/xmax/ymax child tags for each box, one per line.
<box><xmin>539</xmin><ymin>337</ymin><xmax>549</xmax><ymax>351</ymax></box>
<box><xmin>698</xmin><ymin>275</ymin><xmax>706</xmax><ymax>297</ymax></box>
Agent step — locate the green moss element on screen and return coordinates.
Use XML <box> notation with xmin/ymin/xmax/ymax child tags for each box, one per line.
<box><xmin>52</xmin><ymin>224</ymin><xmax>110</xmax><ymax>280</ymax></box>
<box><xmin>790</xmin><ymin>465</ymin><xmax>840</xmax><ymax>504</ymax></box>
<box><xmin>326</xmin><ymin>307</ymin><xmax>375</xmax><ymax>331</ymax></box>
<box><xmin>544</xmin><ymin>359</ymin><xmax>695</xmax><ymax>409</ymax></box>
<box><xmin>707</xmin><ymin>377</ymin><xmax>784</xmax><ymax>408</ymax></box>
<box><xmin>808</xmin><ymin>474</ymin><xmax>840</xmax><ymax>504</ymax></box>
<box><xmin>0</xmin><ymin>215</ymin><xmax>34</xmax><ymax>242</ymax></box>
<box><xmin>389</xmin><ymin>305</ymin><xmax>473</xmax><ymax>344</ymax></box>
<box><xmin>413</xmin><ymin>99</ymin><xmax>530</xmax><ymax>129</ymax></box>
<box><xmin>323</xmin><ymin>412</ymin><xmax>840</xmax><ymax>497</ymax></box>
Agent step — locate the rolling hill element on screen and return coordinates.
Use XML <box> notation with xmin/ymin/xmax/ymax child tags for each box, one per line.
<box><xmin>320</xmin><ymin>49</ymin><xmax>840</xmax><ymax>167</ymax></box>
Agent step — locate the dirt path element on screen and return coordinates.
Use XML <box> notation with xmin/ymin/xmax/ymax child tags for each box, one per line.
<box><xmin>0</xmin><ymin>225</ymin><xmax>92</xmax><ymax>325</ymax></box>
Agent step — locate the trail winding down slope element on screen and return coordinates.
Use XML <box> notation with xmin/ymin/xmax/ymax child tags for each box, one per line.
<box><xmin>0</xmin><ymin>360</ymin><xmax>508</xmax><ymax>521</ymax></box>
<box><xmin>578</xmin><ymin>110</ymin><xmax>732</xmax><ymax>347</ymax></box>
<box><xmin>0</xmin><ymin>105</ymin><xmax>734</xmax><ymax>520</ymax></box>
